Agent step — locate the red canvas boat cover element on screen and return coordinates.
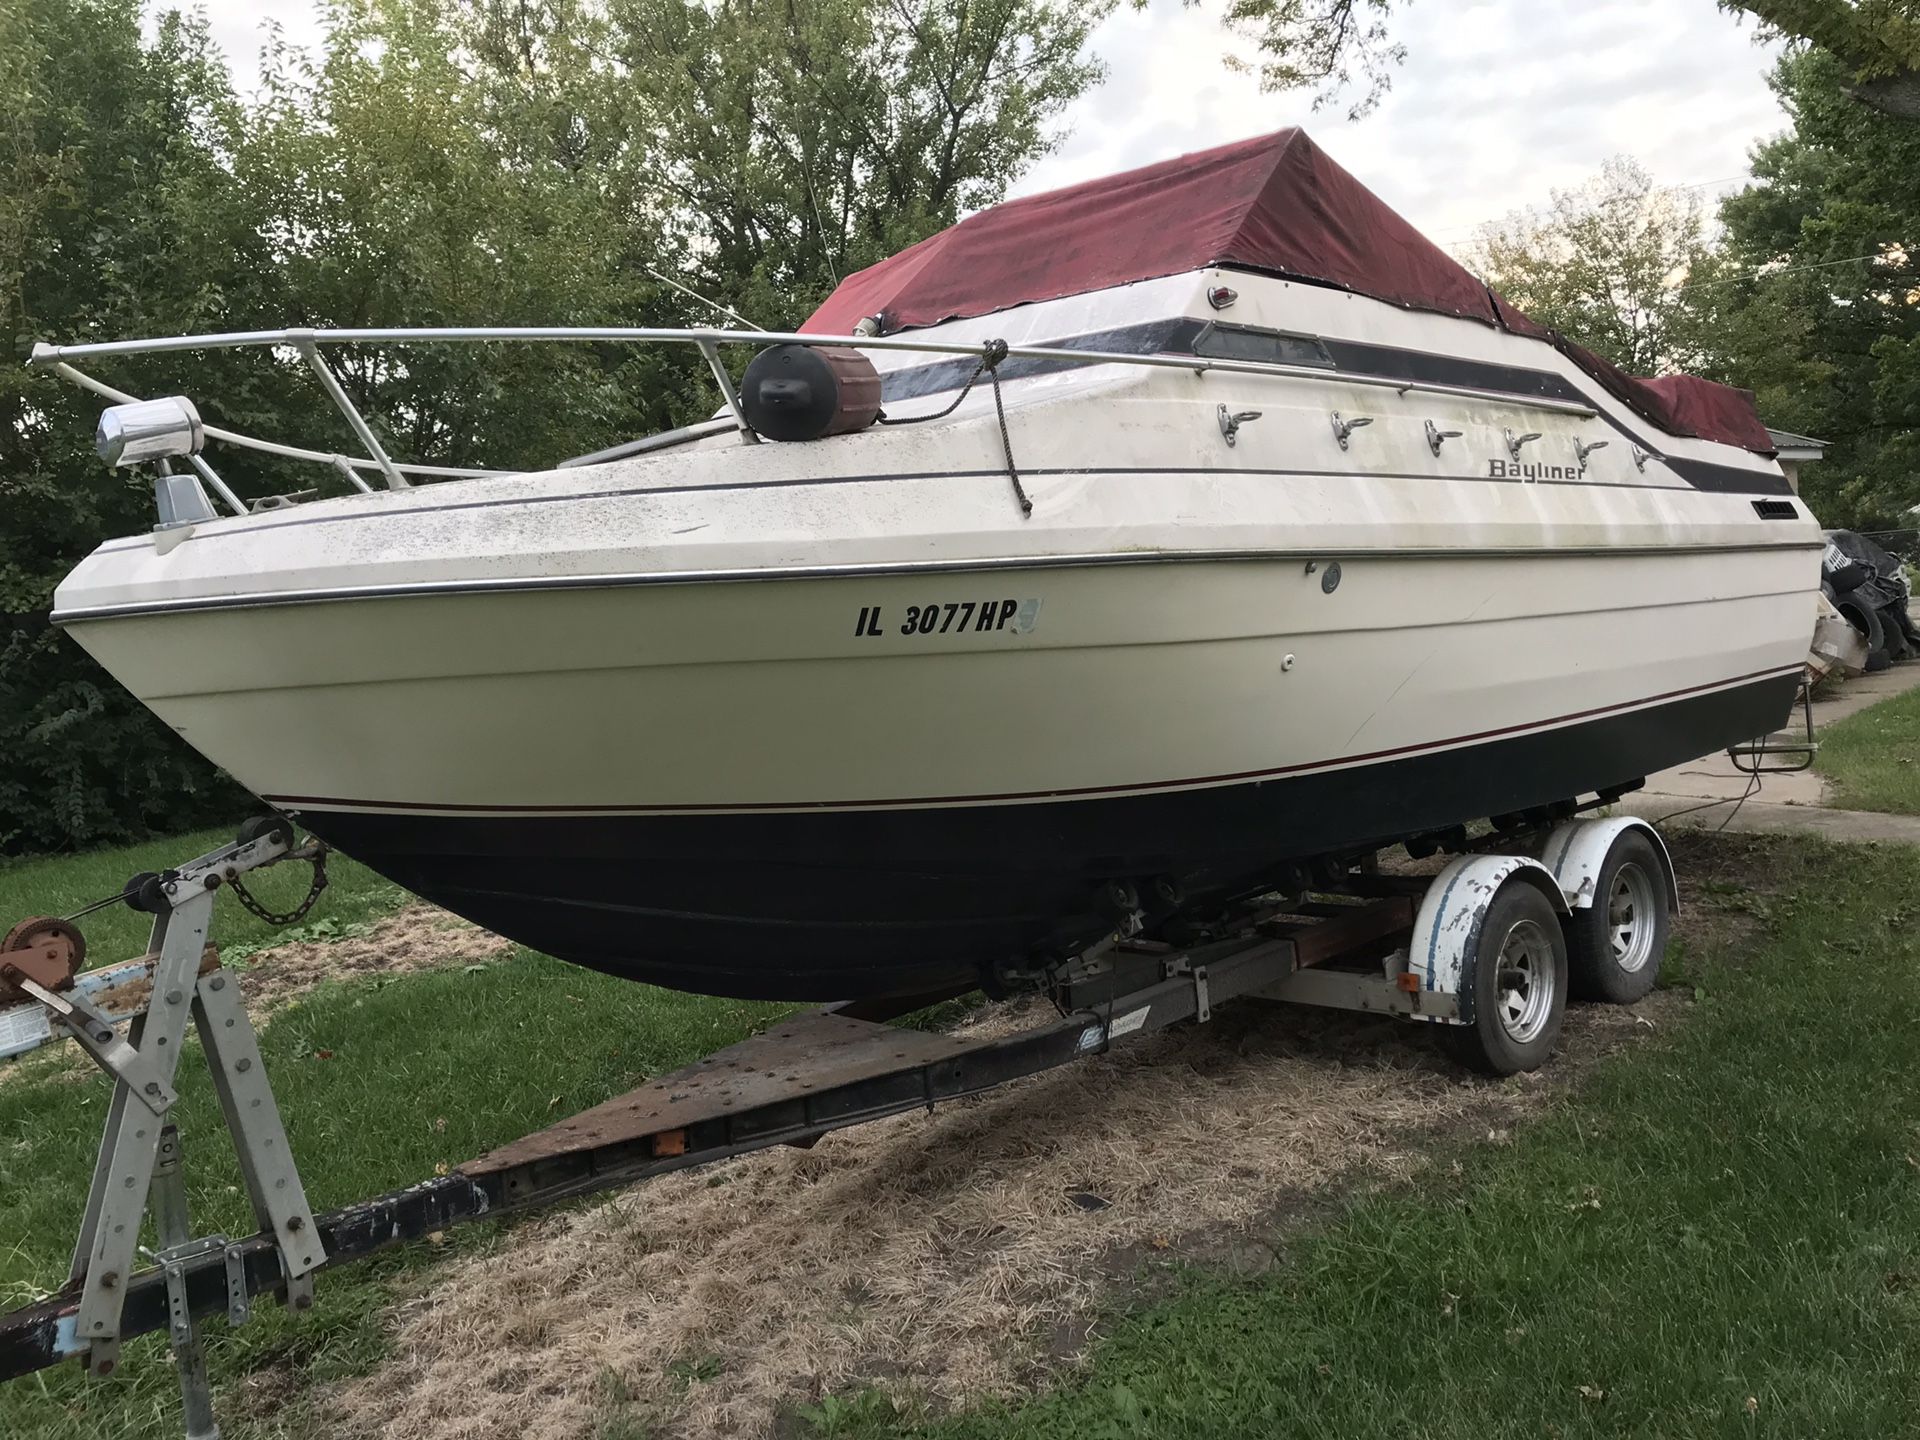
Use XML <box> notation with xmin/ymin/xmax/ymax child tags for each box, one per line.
<box><xmin>802</xmin><ymin>129</ymin><xmax>1773</xmax><ymax>453</ymax></box>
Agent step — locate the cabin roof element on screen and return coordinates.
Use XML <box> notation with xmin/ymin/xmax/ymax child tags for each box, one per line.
<box><xmin>802</xmin><ymin>130</ymin><xmax>1776</xmax><ymax>454</ymax></box>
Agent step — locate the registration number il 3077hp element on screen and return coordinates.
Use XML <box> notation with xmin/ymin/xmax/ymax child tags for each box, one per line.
<box><xmin>852</xmin><ymin>597</ymin><xmax>1042</xmax><ymax>637</ymax></box>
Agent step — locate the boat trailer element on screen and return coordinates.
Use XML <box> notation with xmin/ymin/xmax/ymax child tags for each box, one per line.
<box><xmin>0</xmin><ymin>810</ymin><xmax>1676</xmax><ymax>1435</ymax></box>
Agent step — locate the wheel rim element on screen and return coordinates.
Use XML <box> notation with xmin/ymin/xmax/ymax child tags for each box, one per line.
<box><xmin>1607</xmin><ymin>862</ymin><xmax>1660</xmax><ymax>974</ymax></box>
<box><xmin>1493</xmin><ymin>918</ymin><xmax>1557</xmax><ymax>1046</ymax></box>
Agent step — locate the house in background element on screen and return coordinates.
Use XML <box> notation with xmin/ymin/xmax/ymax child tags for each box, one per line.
<box><xmin>1767</xmin><ymin>427</ymin><xmax>1828</xmax><ymax>493</ymax></box>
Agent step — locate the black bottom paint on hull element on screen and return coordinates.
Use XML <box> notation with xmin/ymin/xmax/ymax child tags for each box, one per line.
<box><xmin>295</xmin><ymin>674</ymin><xmax>1797</xmax><ymax>1000</ymax></box>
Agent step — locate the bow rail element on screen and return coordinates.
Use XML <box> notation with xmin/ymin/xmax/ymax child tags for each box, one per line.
<box><xmin>28</xmin><ymin>324</ymin><xmax>1600</xmax><ymax>518</ymax></box>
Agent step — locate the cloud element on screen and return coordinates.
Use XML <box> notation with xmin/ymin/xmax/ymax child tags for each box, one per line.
<box><xmin>182</xmin><ymin>0</ymin><xmax>322</xmax><ymax>97</ymax></box>
<box><xmin>175</xmin><ymin>0</ymin><xmax>1788</xmax><ymax>246</ymax></box>
<box><xmin>1019</xmin><ymin>0</ymin><xmax>1788</xmax><ymax>247</ymax></box>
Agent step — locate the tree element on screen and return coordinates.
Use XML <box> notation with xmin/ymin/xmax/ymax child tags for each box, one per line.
<box><xmin>1</xmin><ymin>0</ymin><xmax>267</xmax><ymax>849</ymax></box>
<box><xmin>1722</xmin><ymin>1</ymin><xmax>1920</xmax><ymax>121</ymax></box>
<box><xmin>1463</xmin><ymin>158</ymin><xmax>1718</xmax><ymax>377</ymax></box>
<box><xmin>1705</xmin><ymin>46</ymin><xmax>1920</xmax><ymax>526</ymax></box>
<box><xmin>229</xmin><ymin>0</ymin><xmax>1112</xmax><ymax>462</ymax></box>
<box><xmin>609</xmin><ymin>0</ymin><xmax>1113</xmax><ymax>327</ymax></box>
<box><xmin>233</xmin><ymin>0</ymin><xmax>701</xmax><ymax>476</ymax></box>
<box><xmin>1198</xmin><ymin>1</ymin><xmax>1920</xmax><ymax>124</ymax></box>
<box><xmin>1199</xmin><ymin>0</ymin><xmax>1405</xmax><ymax>117</ymax></box>
<box><xmin>1</xmin><ymin>0</ymin><xmax>1111</xmax><ymax>852</ymax></box>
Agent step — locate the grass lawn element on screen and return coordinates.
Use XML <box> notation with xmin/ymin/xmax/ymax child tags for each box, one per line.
<box><xmin>0</xmin><ymin>825</ymin><xmax>406</xmax><ymax>966</ymax></box>
<box><xmin>6</xmin><ymin>831</ymin><xmax>1920</xmax><ymax>1438</ymax></box>
<box><xmin>792</xmin><ymin>831</ymin><xmax>1920</xmax><ymax>1439</ymax></box>
<box><xmin>1815</xmin><ymin>681</ymin><xmax>1920</xmax><ymax>814</ymax></box>
<box><xmin>0</xmin><ymin>831</ymin><xmax>795</xmax><ymax>1439</ymax></box>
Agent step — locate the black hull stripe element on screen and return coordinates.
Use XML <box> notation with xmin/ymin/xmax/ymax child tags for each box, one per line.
<box><xmin>266</xmin><ymin>665</ymin><xmax>1802</xmax><ymax>819</ymax></box>
<box><xmin>1318</xmin><ymin>338</ymin><xmax>1782</xmax><ymax>496</ymax></box>
<box><xmin>881</xmin><ymin>317</ymin><xmax>1787</xmax><ymax>494</ymax></box>
<box><xmin>294</xmin><ymin>671</ymin><xmax>1804</xmax><ymax>999</ymax></box>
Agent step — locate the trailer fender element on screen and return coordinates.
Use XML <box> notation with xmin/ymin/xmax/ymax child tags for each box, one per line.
<box><xmin>1410</xmin><ymin>854</ymin><xmax>1568</xmax><ymax>1025</ymax></box>
<box><xmin>1540</xmin><ymin>817</ymin><xmax>1678</xmax><ymax>915</ymax></box>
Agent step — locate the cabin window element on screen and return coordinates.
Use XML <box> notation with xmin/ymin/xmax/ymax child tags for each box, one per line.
<box><xmin>1192</xmin><ymin>323</ymin><xmax>1335</xmax><ymax>369</ymax></box>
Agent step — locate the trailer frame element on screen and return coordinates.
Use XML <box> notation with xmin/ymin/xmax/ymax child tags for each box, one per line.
<box><xmin>0</xmin><ymin>811</ymin><xmax>1675</xmax><ymax>1432</ymax></box>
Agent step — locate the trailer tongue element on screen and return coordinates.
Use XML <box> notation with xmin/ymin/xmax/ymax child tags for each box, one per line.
<box><xmin>0</xmin><ymin>809</ymin><xmax>1675</xmax><ymax>1433</ymax></box>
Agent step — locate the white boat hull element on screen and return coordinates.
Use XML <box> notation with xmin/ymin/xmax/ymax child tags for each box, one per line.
<box><xmin>53</xmin><ymin>269</ymin><xmax>1821</xmax><ymax>997</ymax></box>
<box><xmin>64</xmin><ymin>548</ymin><xmax>1811</xmax><ymax>996</ymax></box>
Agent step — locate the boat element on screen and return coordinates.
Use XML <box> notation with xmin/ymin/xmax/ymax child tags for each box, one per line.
<box><xmin>38</xmin><ymin>129</ymin><xmax>1820</xmax><ymax>1001</ymax></box>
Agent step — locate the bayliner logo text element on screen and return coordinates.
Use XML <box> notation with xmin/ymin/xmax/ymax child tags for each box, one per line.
<box><xmin>1488</xmin><ymin>459</ymin><xmax>1579</xmax><ymax>481</ymax></box>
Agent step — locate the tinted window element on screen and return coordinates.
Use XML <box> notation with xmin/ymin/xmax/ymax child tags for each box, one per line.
<box><xmin>1192</xmin><ymin>324</ymin><xmax>1334</xmax><ymax>369</ymax></box>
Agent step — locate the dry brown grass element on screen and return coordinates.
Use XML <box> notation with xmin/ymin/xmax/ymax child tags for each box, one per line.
<box><xmin>233</xmin><ymin>905</ymin><xmax>512</xmax><ymax>1013</ymax></box>
<box><xmin>0</xmin><ymin>905</ymin><xmax>507</xmax><ymax>1085</ymax></box>
<box><xmin>324</xmin><ymin>993</ymin><xmax>1671</xmax><ymax>1440</ymax></box>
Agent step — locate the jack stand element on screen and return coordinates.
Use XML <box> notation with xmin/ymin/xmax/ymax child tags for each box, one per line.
<box><xmin>0</xmin><ymin>825</ymin><xmax>325</xmax><ymax>1432</ymax></box>
<box><xmin>152</xmin><ymin>1126</ymin><xmax>218</xmax><ymax>1440</ymax></box>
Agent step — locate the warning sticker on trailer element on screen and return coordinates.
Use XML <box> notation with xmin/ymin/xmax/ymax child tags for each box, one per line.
<box><xmin>1108</xmin><ymin>1005</ymin><xmax>1151</xmax><ymax>1039</ymax></box>
<box><xmin>1077</xmin><ymin>1005</ymin><xmax>1151</xmax><ymax>1054</ymax></box>
<box><xmin>0</xmin><ymin>1003</ymin><xmax>51</xmax><ymax>1059</ymax></box>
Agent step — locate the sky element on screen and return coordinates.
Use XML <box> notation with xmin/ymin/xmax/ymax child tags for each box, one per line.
<box><xmin>182</xmin><ymin>0</ymin><xmax>1790</xmax><ymax>251</ymax></box>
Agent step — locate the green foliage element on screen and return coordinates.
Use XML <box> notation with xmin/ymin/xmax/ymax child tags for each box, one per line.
<box><xmin>626</xmin><ymin>0</ymin><xmax>1112</xmax><ymax>326</ymax></box>
<box><xmin>0</xmin><ymin>0</ymin><xmax>1107</xmax><ymax>854</ymax></box>
<box><xmin>0</xmin><ymin>822</ymin><xmax>403</xmax><ymax>965</ymax></box>
<box><xmin>793</xmin><ymin>1386</ymin><xmax>909</xmax><ymax>1435</ymax></box>
<box><xmin>1723</xmin><ymin>0</ymin><xmax>1920</xmax><ymax>120</ymax></box>
<box><xmin>1707</xmin><ymin>47</ymin><xmax>1920</xmax><ymax>526</ymax></box>
<box><xmin>1198</xmin><ymin>0</ymin><xmax>1404</xmax><ymax>118</ymax></box>
<box><xmin>1467</xmin><ymin>157</ymin><xmax>1719</xmax><ymax>376</ymax></box>
<box><xmin>1</xmin><ymin>0</ymin><xmax>267</xmax><ymax>851</ymax></box>
<box><xmin>1457</xmin><ymin>48</ymin><xmax>1920</xmax><ymax>530</ymax></box>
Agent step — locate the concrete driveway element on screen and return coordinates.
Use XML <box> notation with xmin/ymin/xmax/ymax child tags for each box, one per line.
<box><xmin>1623</xmin><ymin>664</ymin><xmax>1920</xmax><ymax>841</ymax></box>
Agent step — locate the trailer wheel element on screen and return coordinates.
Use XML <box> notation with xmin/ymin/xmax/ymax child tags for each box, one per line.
<box><xmin>1565</xmin><ymin>830</ymin><xmax>1669</xmax><ymax>1004</ymax></box>
<box><xmin>1444</xmin><ymin>883</ymin><xmax>1567</xmax><ymax>1076</ymax></box>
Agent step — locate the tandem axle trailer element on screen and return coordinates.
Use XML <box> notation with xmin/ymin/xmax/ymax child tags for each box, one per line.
<box><xmin>0</xmin><ymin>809</ymin><xmax>1675</xmax><ymax>1435</ymax></box>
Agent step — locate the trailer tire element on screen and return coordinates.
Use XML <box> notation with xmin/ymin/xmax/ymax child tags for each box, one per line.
<box><xmin>1444</xmin><ymin>882</ymin><xmax>1567</xmax><ymax>1076</ymax></box>
<box><xmin>1565</xmin><ymin>829</ymin><xmax>1669</xmax><ymax>1004</ymax></box>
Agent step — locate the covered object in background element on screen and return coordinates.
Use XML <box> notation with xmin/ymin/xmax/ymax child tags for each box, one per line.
<box><xmin>1822</xmin><ymin>530</ymin><xmax>1920</xmax><ymax>671</ymax></box>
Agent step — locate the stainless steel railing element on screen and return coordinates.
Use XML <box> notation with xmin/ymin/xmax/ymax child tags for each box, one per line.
<box><xmin>28</xmin><ymin>324</ymin><xmax>1601</xmax><ymax>516</ymax></box>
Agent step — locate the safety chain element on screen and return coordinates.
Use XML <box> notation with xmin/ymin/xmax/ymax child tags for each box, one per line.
<box><xmin>229</xmin><ymin>846</ymin><xmax>331</xmax><ymax>927</ymax></box>
<box><xmin>877</xmin><ymin>339</ymin><xmax>1031</xmax><ymax>517</ymax></box>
